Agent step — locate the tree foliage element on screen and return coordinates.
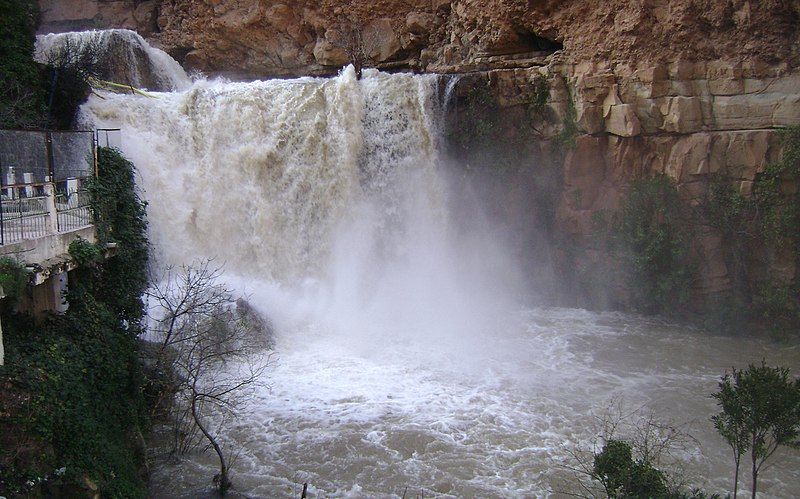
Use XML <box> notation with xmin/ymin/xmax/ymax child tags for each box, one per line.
<box><xmin>712</xmin><ymin>362</ymin><xmax>800</xmax><ymax>498</ymax></box>
<box><xmin>593</xmin><ymin>439</ymin><xmax>669</xmax><ymax>498</ymax></box>
<box><xmin>40</xmin><ymin>37</ymin><xmax>103</xmax><ymax>129</ymax></box>
<box><xmin>0</xmin><ymin>0</ymin><xmax>103</xmax><ymax>129</ymax></box>
<box><xmin>0</xmin><ymin>257</ymin><xmax>29</xmax><ymax>311</ymax></box>
<box><xmin>0</xmin><ymin>0</ymin><xmax>47</xmax><ymax>128</ymax></box>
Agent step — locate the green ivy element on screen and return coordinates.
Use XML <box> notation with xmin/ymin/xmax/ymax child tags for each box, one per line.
<box><xmin>87</xmin><ymin>147</ymin><xmax>149</xmax><ymax>332</ymax></box>
<box><xmin>527</xmin><ymin>73</ymin><xmax>550</xmax><ymax>119</ymax></box>
<box><xmin>557</xmin><ymin>76</ymin><xmax>578</xmax><ymax>148</ymax></box>
<box><xmin>0</xmin><ymin>149</ymin><xmax>149</xmax><ymax>497</ymax></box>
<box><xmin>446</xmin><ymin>80</ymin><xmax>502</xmax><ymax>160</ymax></box>
<box><xmin>699</xmin><ymin>126</ymin><xmax>800</xmax><ymax>334</ymax></box>
<box><xmin>753</xmin><ymin>126</ymin><xmax>800</xmax><ymax>250</ymax></box>
<box><xmin>0</xmin><ymin>257</ymin><xmax>29</xmax><ymax>310</ymax></box>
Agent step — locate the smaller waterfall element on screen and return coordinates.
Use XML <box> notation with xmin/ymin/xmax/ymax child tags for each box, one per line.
<box><xmin>35</xmin><ymin>29</ymin><xmax>191</xmax><ymax>92</ymax></box>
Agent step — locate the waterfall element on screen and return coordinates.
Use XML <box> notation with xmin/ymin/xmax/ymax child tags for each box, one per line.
<box><xmin>36</xmin><ymin>29</ymin><xmax>191</xmax><ymax>92</ymax></box>
<box><xmin>80</xmin><ymin>59</ymin><xmax>525</xmax><ymax>345</ymax></box>
<box><xmin>57</xmin><ymin>30</ymin><xmax>800</xmax><ymax>498</ymax></box>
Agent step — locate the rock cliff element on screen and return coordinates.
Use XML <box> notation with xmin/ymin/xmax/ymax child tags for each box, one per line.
<box><xmin>37</xmin><ymin>1</ymin><xmax>800</xmax><ymax>77</ymax></box>
<box><xmin>36</xmin><ymin>0</ymin><xmax>800</xmax><ymax>320</ymax></box>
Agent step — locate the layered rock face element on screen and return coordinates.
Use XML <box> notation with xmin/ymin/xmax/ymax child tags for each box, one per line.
<box><xmin>463</xmin><ymin>59</ymin><xmax>800</xmax><ymax>308</ymax></box>
<box><xmin>38</xmin><ymin>1</ymin><xmax>800</xmax><ymax>77</ymax></box>
<box><xmin>550</xmin><ymin>60</ymin><xmax>799</xmax><ymax>298</ymax></box>
<box><xmin>37</xmin><ymin>0</ymin><xmax>800</xmax><ymax>311</ymax></box>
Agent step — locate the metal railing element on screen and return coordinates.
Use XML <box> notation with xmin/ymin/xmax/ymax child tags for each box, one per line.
<box><xmin>0</xmin><ymin>130</ymin><xmax>96</xmax><ymax>245</ymax></box>
<box><xmin>0</xmin><ymin>183</ymin><xmax>51</xmax><ymax>244</ymax></box>
<box><xmin>56</xmin><ymin>180</ymin><xmax>92</xmax><ymax>232</ymax></box>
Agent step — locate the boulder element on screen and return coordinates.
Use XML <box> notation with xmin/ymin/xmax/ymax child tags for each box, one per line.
<box><xmin>605</xmin><ymin>104</ymin><xmax>641</xmax><ymax>137</ymax></box>
<box><xmin>661</xmin><ymin>96</ymin><xmax>704</xmax><ymax>133</ymax></box>
<box><xmin>313</xmin><ymin>38</ymin><xmax>349</xmax><ymax>67</ymax></box>
<box><xmin>364</xmin><ymin>18</ymin><xmax>402</xmax><ymax>62</ymax></box>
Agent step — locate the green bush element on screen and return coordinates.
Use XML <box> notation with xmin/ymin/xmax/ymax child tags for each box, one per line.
<box><xmin>68</xmin><ymin>237</ymin><xmax>103</xmax><ymax>267</ymax></box>
<box><xmin>0</xmin><ymin>257</ymin><xmax>29</xmax><ymax>310</ymax></box>
<box><xmin>613</xmin><ymin>175</ymin><xmax>695</xmax><ymax>315</ymax></box>
<box><xmin>0</xmin><ymin>149</ymin><xmax>149</xmax><ymax>497</ymax></box>
<box><xmin>593</xmin><ymin>439</ymin><xmax>669</xmax><ymax>498</ymax></box>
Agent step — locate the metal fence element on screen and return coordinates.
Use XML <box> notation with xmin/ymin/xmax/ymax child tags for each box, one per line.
<box><xmin>0</xmin><ymin>130</ymin><xmax>95</xmax><ymax>245</ymax></box>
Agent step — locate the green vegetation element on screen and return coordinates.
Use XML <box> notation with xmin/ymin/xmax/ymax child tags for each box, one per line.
<box><xmin>0</xmin><ymin>0</ymin><xmax>100</xmax><ymax>129</ymax></box>
<box><xmin>40</xmin><ymin>37</ymin><xmax>103</xmax><ymax>129</ymax></box>
<box><xmin>0</xmin><ymin>0</ymin><xmax>46</xmax><ymax>128</ymax></box>
<box><xmin>616</xmin><ymin>175</ymin><xmax>694</xmax><ymax>314</ymax></box>
<box><xmin>0</xmin><ymin>148</ymin><xmax>150</xmax><ymax>497</ymax></box>
<box><xmin>699</xmin><ymin>127</ymin><xmax>800</xmax><ymax>335</ymax></box>
<box><xmin>754</xmin><ymin>127</ymin><xmax>800</xmax><ymax>248</ymax></box>
<box><xmin>597</xmin><ymin>175</ymin><xmax>695</xmax><ymax>316</ymax></box>
<box><xmin>68</xmin><ymin>237</ymin><xmax>103</xmax><ymax>267</ymax></box>
<box><xmin>558</xmin><ymin>79</ymin><xmax>579</xmax><ymax>148</ymax></box>
<box><xmin>593</xmin><ymin>439</ymin><xmax>670</xmax><ymax>498</ymax></box>
<box><xmin>0</xmin><ymin>257</ymin><xmax>29</xmax><ymax>310</ymax></box>
<box><xmin>712</xmin><ymin>362</ymin><xmax>800</xmax><ymax>499</ymax></box>
<box><xmin>588</xmin><ymin>125</ymin><xmax>799</xmax><ymax>328</ymax></box>
<box><xmin>88</xmin><ymin>147</ymin><xmax>150</xmax><ymax>326</ymax></box>
<box><xmin>574</xmin><ymin>363</ymin><xmax>798</xmax><ymax>498</ymax></box>
<box><xmin>527</xmin><ymin>73</ymin><xmax>550</xmax><ymax>120</ymax></box>
<box><xmin>445</xmin><ymin>79</ymin><xmax>502</xmax><ymax>161</ymax></box>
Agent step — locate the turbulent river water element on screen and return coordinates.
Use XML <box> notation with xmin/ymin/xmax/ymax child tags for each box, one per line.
<box><xmin>49</xmin><ymin>29</ymin><xmax>800</xmax><ymax>497</ymax></box>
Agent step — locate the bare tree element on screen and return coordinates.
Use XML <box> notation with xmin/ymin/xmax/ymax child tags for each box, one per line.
<box><xmin>147</xmin><ymin>259</ymin><xmax>273</xmax><ymax>494</ymax></box>
<box><xmin>556</xmin><ymin>399</ymin><xmax>701</xmax><ymax>498</ymax></box>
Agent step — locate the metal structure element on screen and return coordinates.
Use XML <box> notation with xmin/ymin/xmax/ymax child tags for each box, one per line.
<box><xmin>0</xmin><ymin>130</ymin><xmax>96</xmax><ymax>245</ymax></box>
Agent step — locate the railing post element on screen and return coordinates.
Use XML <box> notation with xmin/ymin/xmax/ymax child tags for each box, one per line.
<box><xmin>45</xmin><ymin>131</ymin><xmax>55</xmax><ymax>182</ymax></box>
<box><xmin>44</xmin><ymin>182</ymin><xmax>58</xmax><ymax>234</ymax></box>
<box><xmin>0</xmin><ymin>155</ymin><xmax>4</xmax><ymax>246</ymax></box>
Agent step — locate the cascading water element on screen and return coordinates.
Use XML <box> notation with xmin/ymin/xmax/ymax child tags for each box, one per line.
<box><xmin>36</xmin><ymin>29</ymin><xmax>191</xmax><ymax>92</ymax></box>
<box><xmin>69</xmin><ymin>32</ymin><xmax>800</xmax><ymax>497</ymax></box>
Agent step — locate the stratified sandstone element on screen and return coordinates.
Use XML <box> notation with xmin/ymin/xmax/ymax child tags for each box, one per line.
<box><xmin>36</xmin><ymin>0</ymin><xmax>800</xmax><ymax>308</ymax></box>
<box><xmin>38</xmin><ymin>0</ymin><xmax>800</xmax><ymax>78</ymax></box>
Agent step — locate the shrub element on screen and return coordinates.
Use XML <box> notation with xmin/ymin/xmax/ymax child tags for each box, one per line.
<box><xmin>593</xmin><ymin>439</ymin><xmax>670</xmax><ymax>498</ymax></box>
<box><xmin>613</xmin><ymin>175</ymin><xmax>695</xmax><ymax>315</ymax></box>
<box><xmin>0</xmin><ymin>257</ymin><xmax>29</xmax><ymax>310</ymax></box>
<box><xmin>0</xmin><ymin>149</ymin><xmax>149</xmax><ymax>497</ymax></box>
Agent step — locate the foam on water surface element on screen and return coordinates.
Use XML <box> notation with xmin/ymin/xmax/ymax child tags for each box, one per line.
<box><xmin>68</xmin><ymin>31</ymin><xmax>800</xmax><ymax>497</ymax></box>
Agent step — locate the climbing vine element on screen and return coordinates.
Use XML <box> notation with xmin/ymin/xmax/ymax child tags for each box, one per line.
<box><xmin>0</xmin><ymin>148</ymin><xmax>150</xmax><ymax>497</ymax></box>
<box><xmin>87</xmin><ymin>147</ymin><xmax>149</xmax><ymax>331</ymax></box>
